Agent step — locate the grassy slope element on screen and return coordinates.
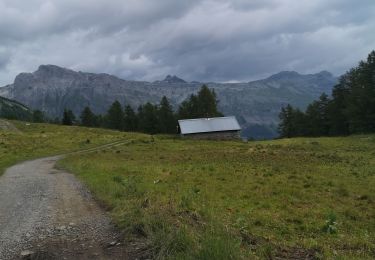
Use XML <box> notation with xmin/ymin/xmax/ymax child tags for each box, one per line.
<box><xmin>0</xmin><ymin>120</ymin><xmax>145</xmax><ymax>175</ymax></box>
<box><xmin>59</xmin><ymin>135</ymin><xmax>375</xmax><ymax>259</ymax></box>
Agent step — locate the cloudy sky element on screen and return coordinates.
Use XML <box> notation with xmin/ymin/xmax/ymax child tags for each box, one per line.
<box><xmin>0</xmin><ymin>0</ymin><xmax>374</xmax><ymax>85</ymax></box>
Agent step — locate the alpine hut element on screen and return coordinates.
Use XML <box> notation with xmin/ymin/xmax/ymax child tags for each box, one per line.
<box><xmin>178</xmin><ymin>116</ymin><xmax>241</xmax><ymax>140</ymax></box>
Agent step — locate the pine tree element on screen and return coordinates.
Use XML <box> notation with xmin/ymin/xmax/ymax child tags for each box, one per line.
<box><xmin>292</xmin><ymin>108</ymin><xmax>307</xmax><ymax>137</ymax></box>
<box><xmin>177</xmin><ymin>85</ymin><xmax>223</xmax><ymax>119</ymax></box>
<box><xmin>62</xmin><ymin>109</ymin><xmax>73</xmax><ymax>125</ymax></box>
<box><xmin>106</xmin><ymin>101</ymin><xmax>124</xmax><ymax>130</ymax></box>
<box><xmin>123</xmin><ymin>105</ymin><xmax>138</xmax><ymax>131</ymax></box>
<box><xmin>327</xmin><ymin>82</ymin><xmax>350</xmax><ymax>135</ymax></box>
<box><xmin>278</xmin><ymin>104</ymin><xmax>294</xmax><ymax>138</ymax></box>
<box><xmin>32</xmin><ymin>110</ymin><xmax>45</xmax><ymax>123</ymax></box>
<box><xmin>157</xmin><ymin>96</ymin><xmax>177</xmax><ymax>133</ymax></box>
<box><xmin>197</xmin><ymin>85</ymin><xmax>221</xmax><ymax>117</ymax></box>
<box><xmin>138</xmin><ymin>103</ymin><xmax>158</xmax><ymax>134</ymax></box>
<box><xmin>304</xmin><ymin>93</ymin><xmax>330</xmax><ymax>136</ymax></box>
<box><xmin>80</xmin><ymin>106</ymin><xmax>96</xmax><ymax>127</ymax></box>
<box><xmin>345</xmin><ymin>51</ymin><xmax>375</xmax><ymax>133</ymax></box>
<box><xmin>178</xmin><ymin>94</ymin><xmax>199</xmax><ymax>119</ymax></box>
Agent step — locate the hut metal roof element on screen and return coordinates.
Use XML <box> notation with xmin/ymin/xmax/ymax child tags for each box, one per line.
<box><xmin>178</xmin><ymin>116</ymin><xmax>241</xmax><ymax>135</ymax></box>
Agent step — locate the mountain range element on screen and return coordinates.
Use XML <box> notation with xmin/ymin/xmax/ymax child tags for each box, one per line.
<box><xmin>0</xmin><ymin>65</ymin><xmax>338</xmax><ymax>139</ymax></box>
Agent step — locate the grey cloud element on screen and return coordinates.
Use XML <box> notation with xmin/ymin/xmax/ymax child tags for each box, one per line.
<box><xmin>0</xmin><ymin>0</ymin><xmax>374</xmax><ymax>85</ymax></box>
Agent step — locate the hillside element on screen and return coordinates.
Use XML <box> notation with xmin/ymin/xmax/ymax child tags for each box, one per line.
<box><xmin>0</xmin><ymin>65</ymin><xmax>337</xmax><ymax>139</ymax></box>
<box><xmin>0</xmin><ymin>120</ymin><xmax>134</xmax><ymax>174</ymax></box>
<box><xmin>0</xmin><ymin>122</ymin><xmax>373</xmax><ymax>258</ymax></box>
<box><xmin>0</xmin><ymin>96</ymin><xmax>32</xmax><ymax>121</ymax></box>
<box><xmin>59</xmin><ymin>133</ymin><xmax>375</xmax><ymax>259</ymax></box>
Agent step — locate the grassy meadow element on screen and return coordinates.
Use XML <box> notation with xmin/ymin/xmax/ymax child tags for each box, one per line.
<box><xmin>58</xmin><ymin>134</ymin><xmax>375</xmax><ymax>259</ymax></box>
<box><xmin>0</xmin><ymin>120</ymin><xmax>139</xmax><ymax>175</ymax></box>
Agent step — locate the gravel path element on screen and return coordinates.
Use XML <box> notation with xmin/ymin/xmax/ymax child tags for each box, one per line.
<box><xmin>0</xmin><ymin>156</ymin><xmax>129</xmax><ymax>259</ymax></box>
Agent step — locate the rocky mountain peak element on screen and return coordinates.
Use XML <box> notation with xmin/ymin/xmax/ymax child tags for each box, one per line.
<box><xmin>35</xmin><ymin>65</ymin><xmax>78</xmax><ymax>78</ymax></box>
<box><xmin>162</xmin><ymin>75</ymin><xmax>186</xmax><ymax>84</ymax></box>
<box><xmin>316</xmin><ymin>70</ymin><xmax>334</xmax><ymax>78</ymax></box>
<box><xmin>267</xmin><ymin>71</ymin><xmax>301</xmax><ymax>80</ymax></box>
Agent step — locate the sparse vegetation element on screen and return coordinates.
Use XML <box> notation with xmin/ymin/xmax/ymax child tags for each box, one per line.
<box><xmin>58</xmin><ymin>134</ymin><xmax>375</xmax><ymax>259</ymax></box>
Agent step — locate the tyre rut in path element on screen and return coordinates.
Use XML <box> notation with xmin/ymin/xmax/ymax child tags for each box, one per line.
<box><xmin>0</xmin><ymin>153</ymin><xmax>130</xmax><ymax>259</ymax></box>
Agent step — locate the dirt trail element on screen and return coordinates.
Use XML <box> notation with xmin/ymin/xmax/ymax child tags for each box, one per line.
<box><xmin>0</xmin><ymin>153</ymin><xmax>130</xmax><ymax>259</ymax></box>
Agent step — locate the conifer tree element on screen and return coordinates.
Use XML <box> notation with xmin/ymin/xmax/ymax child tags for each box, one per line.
<box><xmin>138</xmin><ymin>102</ymin><xmax>158</xmax><ymax>134</ymax></box>
<box><xmin>197</xmin><ymin>85</ymin><xmax>221</xmax><ymax>117</ymax></box>
<box><xmin>305</xmin><ymin>93</ymin><xmax>330</xmax><ymax>136</ymax></box>
<box><xmin>178</xmin><ymin>94</ymin><xmax>199</xmax><ymax>119</ymax></box>
<box><xmin>123</xmin><ymin>105</ymin><xmax>138</xmax><ymax>131</ymax></box>
<box><xmin>278</xmin><ymin>104</ymin><xmax>294</xmax><ymax>138</ymax></box>
<box><xmin>157</xmin><ymin>96</ymin><xmax>177</xmax><ymax>133</ymax></box>
<box><xmin>80</xmin><ymin>106</ymin><xmax>96</xmax><ymax>127</ymax></box>
<box><xmin>106</xmin><ymin>100</ymin><xmax>124</xmax><ymax>130</ymax></box>
<box><xmin>177</xmin><ymin>85</ymin><xmax>223</xmax><ymax>119</ymax></box>
<box><xmin>327</xmin><ymin>81</ymin><xmax>350</xmax><ymax>136</ymax></box>
<box><xmin>32</xmin><ymin>110</ymin><xmax>45</xmax><ymax>123</ymax></box>
<box><xmin>62</xmin><ymin>109</ymin><xmax>74</xmax><ymax>125</ymax></box>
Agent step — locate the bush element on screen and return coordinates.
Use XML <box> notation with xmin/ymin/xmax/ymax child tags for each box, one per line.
<box><xmin>322</xmin><ymin>212</ymin><xmax>338</xmax><ymax>234</ymax></box>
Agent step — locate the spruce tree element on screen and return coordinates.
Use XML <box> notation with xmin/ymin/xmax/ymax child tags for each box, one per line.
<box><xmin>178</xmin><ymin>94</ymin><xmax>199</xmax><ymax>119</ymax></box>
<box><xmin>278</xmin><ymin>104</ymin><xmax>294</xmax><ymax>138</ymax></box>
<box><xmin>62</xmin><ymin>109</ymin><xmax>73</xmax><ymax>125</ymax></box>
<box><xmin>345</xmin><ymin>51</ymin><xmax>375</xmax><ymax>133</ymax></box>
<box><xmin>80</xmin><ymin>106</ymin><xmax>96</xmax><ymax>127</ymax></box>
<box><xmin>138</xmin><ymin>103</ymin><xmax>158</xmax><ymax>134</ymax></box>
<box><xmin>32</xmin><ymin>110</ymin><xmax>45</xmax><ymax>123</ymax></box>
<box><xmin>197</xmin><ymin>85</ymin><xmax>221</xmax><ymax>117</ymax></box>
<box><xmin>327</xmin><ymin>82</ymin><xmax>350</xmax><ymax>135</ymax></box>
<box><xmin>177</xmin><ymin>85</ymin><xmax>223</xmax><ymax>119</ymax></box>
<box><xmin>157</xmin><ymin>96</ymin><xmax>177</xmax><ymax>133</ymax></box>
<box><xmin>123</xmin><ymin>105</ymin><xmax>138</xmax><ymax>131</ymax></box>
<box><xmin>107</xmin><ymin>100</ymin><xmax>124</xmax><ymax>130</ymax></box>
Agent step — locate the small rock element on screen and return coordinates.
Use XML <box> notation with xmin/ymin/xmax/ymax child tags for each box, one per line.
<box><xmin>59</xmin><ymin>225</ymin><xmax>66</xmax><ymax>230</ymax></box>
<box><xmin>20</xmin><ymin>250</ymin><xmax>34</xmax><ymax>257</ymax></box>
<box><xmin>108</xmin><ymin>241</ymin><xmax>117</xmax><ymax>247</ymax></box>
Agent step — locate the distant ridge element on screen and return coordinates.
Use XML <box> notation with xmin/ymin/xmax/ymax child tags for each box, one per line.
<box><xmin>0</xmin><ymin>65</ymin><xmax>338</xmax><ymax>139</ymax></box>
<box><xmin>155</xmin><ymin>75</ymin><xmax>187</xmax><ymax>84</ymax></box>
<box><xmin>0</xmin><ymin>96</ymin><xmax>32</xmax><ymax>121</ymax></box>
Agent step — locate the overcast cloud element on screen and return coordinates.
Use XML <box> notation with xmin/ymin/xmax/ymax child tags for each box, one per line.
<box><xmin>0</xmin><ymin>0</ymin><xmax>374</xmax><ymax>85</ymax></box>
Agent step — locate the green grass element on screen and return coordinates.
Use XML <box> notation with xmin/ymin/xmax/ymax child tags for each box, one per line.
<box><xmin>0</xmin><ymin>120</ymin><xmax>146</xmax><ymax>175</ymax></box>
<box><xmin>1</xmin><ymin>120</ymin><xmax>373</xmax><ymax>258</ymax></box>
<box><xmin>58</xmin><ymin>134</ymin><xmax>375</xmax><ymax>259</ymax></box>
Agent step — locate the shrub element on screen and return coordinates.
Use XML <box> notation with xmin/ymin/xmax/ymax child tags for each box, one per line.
<box><xmin>322</xmin><ymin>212</ymin><xmax>338</xmax><ymax>234</ymax></box>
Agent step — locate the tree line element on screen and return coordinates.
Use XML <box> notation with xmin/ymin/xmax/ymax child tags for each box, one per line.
<box><xmin>278</xmin><ymin>50</ymin><xmax>375</xmax><ymax>138</ymax></box>
<box><xmin>60</xmin><ymin>85</ymin><xmax>222</xmax><ymax>134</ymax></box>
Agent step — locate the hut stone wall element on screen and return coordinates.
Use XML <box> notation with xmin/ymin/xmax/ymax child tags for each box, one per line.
<box><xmin>181</xmin><ymin>130</ymin><xmax>241</xmax><ymax>140</ymax></box>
